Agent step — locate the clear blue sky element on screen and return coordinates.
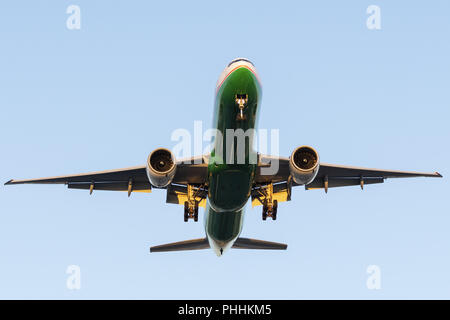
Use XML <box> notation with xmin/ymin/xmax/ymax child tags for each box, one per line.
<box><xmin>0</xmin><ymin>1</ymin><xmax>449</xmax><ymax>299</ymax></box>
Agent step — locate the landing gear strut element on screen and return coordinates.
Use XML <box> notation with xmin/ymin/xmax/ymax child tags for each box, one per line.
<box><xmin>183</xmin><ymin>184</ymin><xmax>200</xmax><ymax>222</ymax></box>
<box><xmin>256</xmin><ymin>183</ymin><xmax>278</xmax><ymax>221</ymax></box>
<box><xmin>184</xmin><ymin>201</ymin><xmax>198</xmax><ymax>222</ymax></box>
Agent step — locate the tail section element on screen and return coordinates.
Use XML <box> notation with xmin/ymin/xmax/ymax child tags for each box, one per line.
<box><xmin>150</xmin><ymin>237</ymin><xmax>287</xmax><ymax>253</ymax></box>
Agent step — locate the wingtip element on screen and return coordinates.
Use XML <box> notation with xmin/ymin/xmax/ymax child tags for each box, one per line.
<box><xmin>4</xmin><ymin>179</ymin><xmax>13</xmax><ymax>185</ymax></box>
<box><xmin>435</xmin><ymin>172</ymin><xmax>443</xmax><ymax>178</ymax></box>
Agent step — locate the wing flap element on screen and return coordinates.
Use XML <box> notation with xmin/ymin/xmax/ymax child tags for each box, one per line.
<box><xmin>172</xmin><ymin>162</ymin><xmax>208</xmax><ymax>185</ymax></box>
<box><xmin>68</xmin><ymin>181</ymin><xmax>151</xmax><ymax>192</ymax></box>
<box><xmin>306</xmin><ymin>177</ymin><xmax>384</xmax><ymax>190</ymax></box>
<box><xmin>165</xmin><ymin>184</ymin><xmax>207</xmax><ymax>208</ymax></box>
<box><xmin>251</xmin><ymin>182</ymin><xmax>291</xmax><ymax>207</ymax></box>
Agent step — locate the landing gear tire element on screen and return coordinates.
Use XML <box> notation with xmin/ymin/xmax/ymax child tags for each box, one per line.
<box><xmin>184</xmin><ymin>201</ymin><xmax>189</xmax><ymax>222</ymax></box>
<box><xmin>272</xmin><ymin>200</ymin><xmax>278</xmax><ymax>220</ymax></box>
<box><xmin>194</xmin><ymin>205</ymin><xmax>199</xmax><ymax>222</ymax></box>
<box><xmin>262</xmin><ymin>206</ymin><xmax>268</xmax><ymax>221</ymax></box>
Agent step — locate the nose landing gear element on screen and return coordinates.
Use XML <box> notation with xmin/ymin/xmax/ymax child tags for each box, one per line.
<box><xmin>235</xmin><ymin>94</ymin><xmax>248</xmax><ymax>121</ymax></box>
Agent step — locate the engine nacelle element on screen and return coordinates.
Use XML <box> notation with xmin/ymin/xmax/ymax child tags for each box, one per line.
<box><xmin>146</xmin><ymin>148</ymin><xmax>177</xmax><ymax>188</ymax></box>
<box><xmin>289</xmin><ymin>146</ymin><xmax>320</xmax><ymax>185</ymax></box>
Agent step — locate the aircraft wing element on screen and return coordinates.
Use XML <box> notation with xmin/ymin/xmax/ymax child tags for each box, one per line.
<box><xmin>5</xmin><ymin>157</ymin><xmax>208</xmax><ymax>196</ymax></box>
<box><xmin>304</xmin><ymin>163</ymin><xmax>442</xmax><ymax>190</ymax></box>
<box><xmin>254</xmin><ymin>155</ymin><xmax>442</xmax><ymax>196</ymax></box>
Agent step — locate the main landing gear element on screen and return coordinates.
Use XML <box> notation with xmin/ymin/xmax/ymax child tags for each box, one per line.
<box><xmin>255</xmin><ymin>183</ymin><xmax>278</xmax><ymax>221</ymax></box>
<box><xmin>262</xmin><ymin>199</ymin><xmax>278</xmax><ymax>221</ymax></box>
<box><xmin>184</xmin><ymin>201</ymin><xmax>198</xmax><ymax>222</ymax></box>
<box><xmin>183</xmin><ymin>184</ymin><xmax>200</xmax><ymax>222</ymax></box>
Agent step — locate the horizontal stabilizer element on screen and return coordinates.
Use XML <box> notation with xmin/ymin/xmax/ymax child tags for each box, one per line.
<box><xmin>150</xmin><ymin>237</ymin><xmax>287</xmax><ymax>253</ymax></box>
<box><xmin>232</xmin><ymin>237</ymin><xmax>287</xmax><ymax>250</ymax></box>
<box><xmin>150</xmin><ymin>238</ymin><xmax>209</xmax><ymax>253</ymax></box>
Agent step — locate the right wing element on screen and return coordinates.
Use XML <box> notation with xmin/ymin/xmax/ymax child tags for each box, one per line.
<box><xmin>5</xmin><ymin>156</ymin><xmax>208</xmax><ymax>197</ymax></box>
<box><xmin>5</xmin><ymin>166</ymin><xmax>151</xmax><ymax>193</ymax></box>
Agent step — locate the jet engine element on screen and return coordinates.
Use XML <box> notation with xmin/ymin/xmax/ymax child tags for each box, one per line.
<box><xmin>146</xmin><ymin>148</ymin><xmax>177</xmax><ymax>187</ymax></box>
<box><xmin>289</xmin><ymin>146</ymin><xmax>320</xmax><ymax>185</ymax></box>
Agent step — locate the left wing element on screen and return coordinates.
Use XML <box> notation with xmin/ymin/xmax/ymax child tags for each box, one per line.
<box><xmin>305</xmin><ymin>163</ymin><xmax>442</xmax><ymax>190</ymax></box>
<box><xmin>254</xmin><ymin>155</ymin><xmax>442</xmax><ymax>202</ymax></box>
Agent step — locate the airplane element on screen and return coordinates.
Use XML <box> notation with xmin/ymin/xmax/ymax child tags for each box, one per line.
<box><xmin>5</xmin><ymin>58</ymin><xmax>442</xmax><ymax>256</ymax></box>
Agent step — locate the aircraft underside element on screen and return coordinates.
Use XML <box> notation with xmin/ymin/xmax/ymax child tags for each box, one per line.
<box><xmin>5</xmin><ymin>58</ymin><xmax>442</xmax><ymax>257</ymax></box>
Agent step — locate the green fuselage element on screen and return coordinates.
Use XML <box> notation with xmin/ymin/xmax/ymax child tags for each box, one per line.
<box><xmin>205</xmin><ymin>65</ymin><xmax>262</xmax><ymax>256</ymax></box>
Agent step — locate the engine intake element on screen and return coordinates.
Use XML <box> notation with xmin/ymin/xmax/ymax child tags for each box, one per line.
<box><xmin>289</xmin><ymin>146</ymin><xmax>320</xmax><ymax>185</ymax></box>
<box><xmin>146</xmin><ymin>148</ymin><xmax>177</xmax><ymax>187</ymax></box>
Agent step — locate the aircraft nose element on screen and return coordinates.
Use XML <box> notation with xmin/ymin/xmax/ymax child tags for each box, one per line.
<box><xmin>228</xmin><ymin>57</ymin><xmax>255</xmax><ymax>67</ymax></box>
